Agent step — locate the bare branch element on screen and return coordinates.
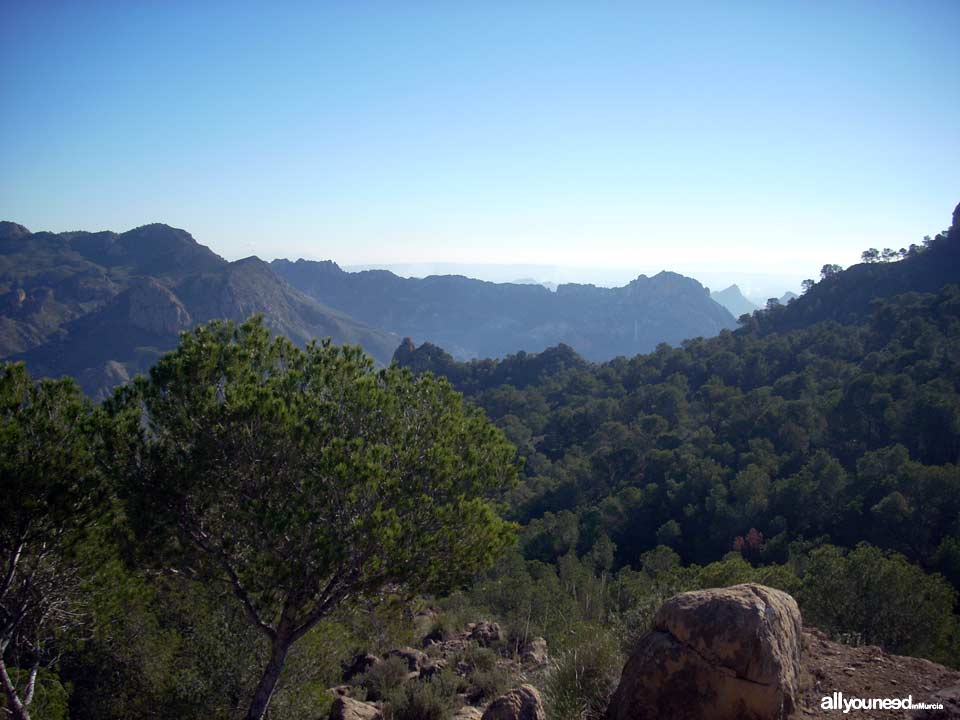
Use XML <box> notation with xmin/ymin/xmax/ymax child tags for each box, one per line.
<box><xmin>22</xmin><ymin>661</ymin><xmax>39</xmax><ymax>707</ymax></box>
<box><xmin>188</xmin><ymin>528</ymin><xmax>276</xmax><ymax>640</ymax></box>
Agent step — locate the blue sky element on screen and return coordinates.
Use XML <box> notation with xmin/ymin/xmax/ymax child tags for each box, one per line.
<box><xmin>1</xmin><ymin>1</ymin><xmax>957</xmax><ymax>284</ymax></box>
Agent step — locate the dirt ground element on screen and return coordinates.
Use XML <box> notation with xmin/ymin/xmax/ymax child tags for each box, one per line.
<box><xmin>797</xmin><ymin>628</ymin><xmax>960</xmax><ymax>718</ymax></box>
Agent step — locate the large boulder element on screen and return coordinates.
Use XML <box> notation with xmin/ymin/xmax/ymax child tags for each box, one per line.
<box><xmin>328</xmin><ymin>696</ymin><xmax>382</xmax><ymax>720</ymax></box>
<box><xmin>482</xmin><ymin>685</ymin><xmax>546</xmax><ymax>720</ymax></box>
<box><xmin>607</xmin><ymin>583</ymin><xmax>802</xmax><ymax>720</ymax></box>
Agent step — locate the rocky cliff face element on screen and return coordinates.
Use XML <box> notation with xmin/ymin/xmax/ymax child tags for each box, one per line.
<box><xmin>123</xmin><ymin>278</ymin><xmax>193</xmax><ymax>335</ymax></box>
<box><xmin>0</xmin><ymin>222</ymin><xmax>397</xmax><ymax>398</ymax></box>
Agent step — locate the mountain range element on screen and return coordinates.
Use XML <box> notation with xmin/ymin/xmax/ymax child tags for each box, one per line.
<box><xmin>0</xmin><ymin>218</ymin><xmax>834</xmax><ymax>400</ymax></box>
<box><xmin>271</xmin><ymin>259</ymin><xmax>736</xmax><ymax>362</ymax></box>
<box><xmin>0</xmin><ymin>222</ymin><xmax>398</xmax><ymax>398</ymax></box>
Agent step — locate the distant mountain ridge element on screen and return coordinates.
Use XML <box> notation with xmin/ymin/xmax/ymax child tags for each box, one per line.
<box><xmin>271</xmin><ymin>259</ymin><xmax>736</xmax><ymax>362</ymax></box>
<box><xmin>0</xmin><ymin>222</ymin><xmax>398</xmax><ymax>398</ymax></box>
<box><xmin>710</xmin><ymin>284</ymin><xmax>759</xmax><ymax>318</ymax></box>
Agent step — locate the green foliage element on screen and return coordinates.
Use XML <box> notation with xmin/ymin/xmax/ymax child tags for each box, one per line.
<box><xmin>398</xmin><ymin>285</ymin><xmax>960</xmax><ymax>600</ymax></box>
<box><xmin>0</xmin><ymin>668</ymin><xmax>70</xmax><ymax>720</ymax></box>
<box><xmin>798</xmin><ymin>544</ymin><xmax>957</xmax><ymax>663</ymax></box>
<box><xmin>111</xmin><ymin>317</ymin><xmax>519</xmax><ymax>718</ymax></box>
<box><xmin>465</xmin><ymin>665</ymin><xmax>513</xmax><ymax>704</ymax></box>
<box><xmin>357</xmin><ymin>656</ymin><xmax>411</xmax><ymax>702</ymax></box>
<box><xmin>382</xmin><ymin>677</ymin><xmax>458</xmax><ymax>720</ymax></box>
<box><xmin>451</xmin><ymin>644</ymin><xmax>512</xmax><ymax>702</ymax></box>
<box><xmin>0</xmin><ymin>362</ymin><xmax>105</xmax><ymax>713</ymax></box>
<box><xmin>543</xmin><ymin>628</ymin><xmax>622</xmax><ymax>720</ymax></box>
<box><xmin>118</xmin><ymin>316</ymin><xmax>518</xmax><ymax>600</ymax></box>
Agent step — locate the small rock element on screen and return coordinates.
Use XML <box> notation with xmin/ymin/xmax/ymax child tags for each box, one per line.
<box><xmin>329</xmin><ymin>696</ymin><xmax>382</xmax><ymax>720</ymax></box>
<box><xmin>454</xmin><ymin>708</ymin><xmax>485</xmax><ymax>720</ymax></box>
<box><xmin>482</xmin><ymin>685</ymin><xmax>545</xmax><ymax>720</ymax></box>
<box><xmin>385</xmin><ymin>646</ymin><xmax>428</xmax><ymax>672</ymax></box>
<box><xmin>520</xmin><ymin>637</ymin><xmax>548</xmax><ymax>665</ymax></box>
<box><xmin>342</xmin><ymin>653</ymin><xmax>380</xmax><ymax>682</ymax></box>
<box><xmin>470</xmin><ymin>621</ymin><xmax>503</xmax><ymax>647</ymax></box>
<box><xmin>420</xmin><ymin>659</ymin><xmax>447</xmax><ymax>680</ymax></box>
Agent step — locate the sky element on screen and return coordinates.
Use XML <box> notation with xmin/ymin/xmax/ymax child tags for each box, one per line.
<box><xmin>1</xmin><ymin>1</ymin><xmax>958</xmax><ymax>289</ymax></box>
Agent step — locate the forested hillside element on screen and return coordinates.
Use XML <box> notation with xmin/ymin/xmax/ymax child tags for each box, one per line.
<box><xmin>392</xmin><ymin>205</ymin><xmax>960</xmax><ymax>667</ymax></box>
<box><xmin>400</xmin><ymin>281</ymin><xmax>960</xmax><ymax>571</ymax></box>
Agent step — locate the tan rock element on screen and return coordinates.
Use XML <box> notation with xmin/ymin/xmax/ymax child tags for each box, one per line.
<box><xmin>607</xmin><ymin>583</ymin><xmax>802</xmax><ymax>720</ymax></box>
<box><xmin>385</xmin><ymin>646</ymin><xmax>428</xmax><ymax>672</ymax></box>
<box><xmin>481</xmin><ymin>685</ymin><xmax>545</xmax><ymax>720</ymax></box>
<box><xmin>342</xmin><ymin>653</ymin><xmax>380</xmax><ymax>682</ymax></box>
<box><xmin>470</xmin><ymin>621</ymin><xmax>504</xmax><ymax>647</ymax></box>
<box><xmin>520</xmin><ymin>637</ymin><xmax>548</xmax><ymax>665</ymax></box>
<box><xmin>328</xmin><ymin>696</ymin><xmax>382</xmax><ymax>720</ymax></box>
<box><xmin>420</xmin><ymin>658</ymin><xmax>447</xmax><ymax>679</ymax></box>
<box><xmin>454</xmin><ymin>707</ymin><xmax>485</xmax><ymax>720</ymax></box>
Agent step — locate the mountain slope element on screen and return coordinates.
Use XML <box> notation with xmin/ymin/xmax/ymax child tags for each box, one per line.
<box><xmin>749</xmin><ymin>203</ymin><xmax>960</xmax><ymax>334</ymax></box>
<box><xmin>1</xmin><ymin>223</ymin><xmax>398</xmax><ymax>398</ymax></box>
<box><xmin>272</xmin><ymin>259</ymin><xmax>737</xmax><ymax>361</ymax></box>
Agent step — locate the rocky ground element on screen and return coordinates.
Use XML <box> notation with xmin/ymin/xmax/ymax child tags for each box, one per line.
<box><xmin>328</xmin><ymin>619</ymin><xmax>549</xmax><ymax>720</ymax></box>
<box><xmin>327</xmin><ymin>601</ymin><xmax>959</xmax><ymax>720</ymax></box>
<box><xmin>799</xmin><ymin>628</ymin><xmax>960</xmax><ymax>719</ymax></box>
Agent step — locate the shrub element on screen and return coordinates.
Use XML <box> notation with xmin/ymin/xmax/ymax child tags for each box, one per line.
<box><xmin>466</xmin><ymin>666</ymin><xmax>513</xmax><ymax>704</ymax></box>
<box><xmin>543</xmin><ymin>627</ymin><xmax>622</xmax><ymax>720</ymax></box>
<box><xmin>357</xmin><ymin>656</ymin><xmax>411</xmax><ymax>701</ymax></box>
<box><xmin>456</xmin><ymin>644</ymin><xmax>499</xmax><ymax>674</ymax></box>
<box><xmin>383</xmin><ymin>678</ymin><xmax>457</xmax><ymax>720</ymax></box>
<box><xmin>798</xmin><ymin>543</ymin><xmax>957</xmax><ymax>663</ymax></box>
<box><xmin>424</xmin><ymin>612</ymin><xmax>458</xmax><ymax>644</ymax></box>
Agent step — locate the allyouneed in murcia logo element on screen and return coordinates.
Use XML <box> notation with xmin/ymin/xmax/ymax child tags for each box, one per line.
<box><xmin>821</xmin><ymin>692</ymin><xmax>944</xmax><ymax>713</ymax></box>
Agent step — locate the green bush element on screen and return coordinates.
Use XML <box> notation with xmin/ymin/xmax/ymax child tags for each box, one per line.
<box><xmin>466</xmin><ymin>666</ymin><xmax>513</xmax><ymax>704</ymax></box>
<box><xmin>798</xmin><ymin>543</ymin><xmax>957</xmax><ymax>663</ymax></box>
<box><xmin>456</xmin><ymin>644</ymin><xmax>499</xmax><ymax>674</ymax></box>
<box><xmin>424</xmin><ymin>612</ymin><xmax>459</xmax><ymax>644</ymax></box>
<box><xmin>358</xmin><ymin>656</ymin><xmax>411</xmax><ymax>702</ymax></box>
<box><xmin>383</xmin><ymin>678</ymin><xmax>457</xmax><ymax>720</ymax></box>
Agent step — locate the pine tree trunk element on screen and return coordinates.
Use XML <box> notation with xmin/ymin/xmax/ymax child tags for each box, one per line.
<box><xmin>0</xmin><ymin>657</ymin><xmax>31</xmax><ymax>720</ymax></box>
<box><xmin>245</xmin><ymin>638</ymin><xmax>291</xmax><ymax>720</ymax></box>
